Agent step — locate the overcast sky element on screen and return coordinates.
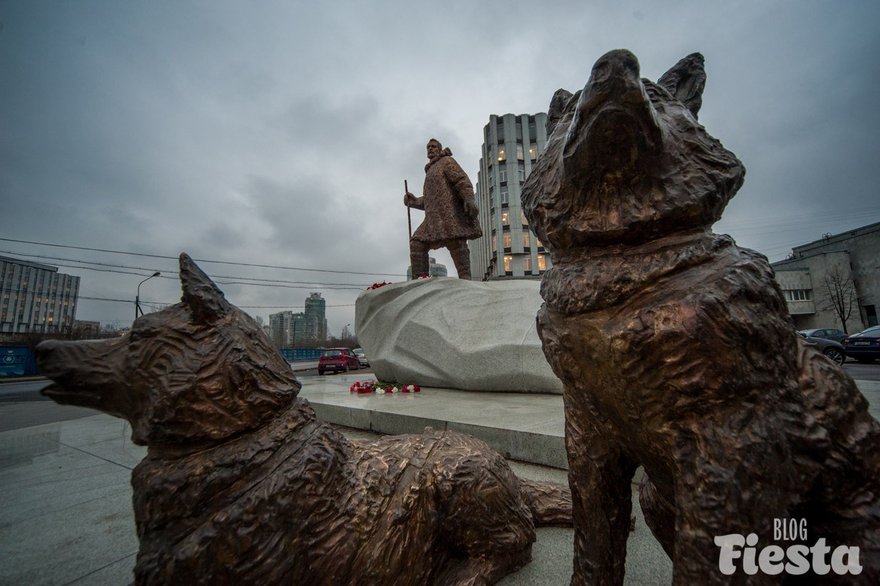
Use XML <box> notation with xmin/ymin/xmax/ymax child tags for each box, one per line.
<box><xmin>2</xmin><ymin>1</ymin><xmax>879</xmax><ymax>336</ymax></box>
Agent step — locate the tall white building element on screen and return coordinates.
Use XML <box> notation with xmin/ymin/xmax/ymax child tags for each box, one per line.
<box><xmin>0</xmin><ymin>255</ymin><xmax>80</xmax><ymax>334</ymax></box>
<box><xmin>469</xmin><ymin>113</ymin><xmax>552</xmax><ymax>281</ymax></box>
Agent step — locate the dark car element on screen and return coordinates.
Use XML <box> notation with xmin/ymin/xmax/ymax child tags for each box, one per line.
<box><xmin>801</xmin><ymin>336</ymin><xmax>847</xmax><ymax>366</ymax></box>
<box><xmin>318</xmin><ymin>348</ymin><xmax>360</xmax><ymax>375</ymax></box>
<box><xmin>798</xmin><ymin>328</ymin><xmax>847</xmax><ymax>344</ymax></box>
<box><xmin>353</xmin><ymin>347</ymin><xmax>369</xmax><ymax>368</ymax></box>
<box><xmin>843</xmin><ymin>326</ymin><xmax>880</xmax><ymax>363</ymax></box>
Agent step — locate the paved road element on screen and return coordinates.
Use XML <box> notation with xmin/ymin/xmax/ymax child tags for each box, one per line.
<box><xmin>842</xmin><ymin>361</ymin><xmax>880</xmax><ymax>380</ymax></box>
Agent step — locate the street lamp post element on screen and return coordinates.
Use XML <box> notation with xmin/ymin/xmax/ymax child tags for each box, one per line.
<box><xmin>135</xmin><ymin>272</ymin><xmax>161</xmax><ymax>320</ymax></box>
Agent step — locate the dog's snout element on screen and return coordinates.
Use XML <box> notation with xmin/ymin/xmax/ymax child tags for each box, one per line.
<box><xmin>35</xmin><ymin>339</ymin><xmax>64</xmax><ymax>369</ymax></box>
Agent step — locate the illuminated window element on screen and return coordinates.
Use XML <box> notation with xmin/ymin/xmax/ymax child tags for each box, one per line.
<box><xmin>536</xmin><ymin>236</ymin><xmax>544</xmax><ymax>249</ymax></box>
<box><xmin>521</xmin><ymin>211</ymin><xmax>528</xmax><ymax>225</ymax></box>
<box><xmin>538</xmin><ymin>254</ymin><xmax>547</xmax><ymax>272</ymax></box>
<box><xmin>522</xmin><ymin>231</ymin><xmax>531</xmax><ymax>248</ymax></box>
<box><xmin>516</xmin><ymin>144</ymin><xmax>524</xmax><ymax>160</ymax></box>
<box><xmin>523</xmin><ymin>256</ymin><xmax>532</xmax><ymax>272</ymax></box>
<box><xmin>501</xmin><ymin>211</ymin><xmax>509</xmax><ymax>226</ymax></box>
<box><xmin>503</xmin><ymin>255</ymin><xmax>513</xmax><ymax>272</ymax></box>
<box><xmin>503</xmin><ymin>232</ymin><xmax>512</xmax><ymax>249</ymax></box>
<box><xmin>497</xmin><ymin>145</ymin><xmax>506</xmax><ymax>162</ymax></box>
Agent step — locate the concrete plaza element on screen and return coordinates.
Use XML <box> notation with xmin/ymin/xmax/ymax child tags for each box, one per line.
<box><xmin>1</xmin><ymin>372</ymin><xmax>878</xmax><ymax>585</ymax></box>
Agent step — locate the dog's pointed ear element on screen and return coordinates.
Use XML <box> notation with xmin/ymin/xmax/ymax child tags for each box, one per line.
<box><xmin>179</xmin><ymin>253</ymin><xmax>232</xmax><ymax>322</ymax></box>
<box><xmin>657</xmin><ymin>52</ymin><xmax>706</xmax><ymax>119</ymax></box>
<box><xmin>547</xmin><ymin>88</ymin><xmax>575</xmax><ymax>136</ymax></box>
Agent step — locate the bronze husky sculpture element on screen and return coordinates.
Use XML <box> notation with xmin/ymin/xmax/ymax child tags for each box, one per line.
<box><xmin>37</xmin><ymin>254</ymin><xmax>571</xmax><ymax>585</ymax></box>
<box><xmin>523</xmin><ymin>49</ymin><xmax>880</xmax><ymax>584</ymax></box>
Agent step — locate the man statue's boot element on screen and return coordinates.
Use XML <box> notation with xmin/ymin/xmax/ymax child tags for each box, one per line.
<box><xmin>450</xmin><ymin>244</ymin><xmax>472</xmax><ymax>280</ymax></box>
<box><xmin>410</xmin><ymin>248</ymin><xmax>430</xmax><ymax>279</ymax></box>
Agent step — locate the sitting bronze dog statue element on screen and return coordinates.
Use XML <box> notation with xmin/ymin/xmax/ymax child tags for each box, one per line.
<box><xmin>36</xmin><ymin>254</ymin><xmax>571</xmax><ymax>586</ymax></box>
<box><xmin>523</xmin><ymin>49</ymin><xmax>879</xmax><ymax>584</ymax></box>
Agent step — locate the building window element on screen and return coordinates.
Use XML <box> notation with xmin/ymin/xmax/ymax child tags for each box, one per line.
<box><xmin>538</xmin><ymin>254</ymin><xmax>547</xmax><ymax>272</ymax></box>
<box><xmin>522</xmin><ymin>230</ymin><xmax>531</xmax><ymax>248</ymax></box>
<box><xmin>497</xmin><ymin>145</ymin><xmax>506</xmax><ymax>162</ymax></box>
<box><xmin>783</xmin><ymin>289</ymin><xmax>812</xmax><ymax>302</ymax></box>
<box><xmin>516</xmin><ymin>143</ymin><xmax>524</xmax><ymax>160</ymax></box>
<box><xmin>501</xmin><ymin>210</ymin><xmax>510</xmax><ymax>226</ymax></box>
<box><xmin>536</xmin><ymin>236</ymin><xmax>544</xmax><ymax>249</ymax></box>
<box><xmin>504</xmin><ymin>255</ymin><xmax>513</xmax><ymax>272</ymax></box>
<box><xmin>492</xmin><ymin>237</ymin><xmax>497</xmax><ymax>253</ymax></box>
<box><xmin>517</xmin><ymin>162</ymin><xmax>525</xmax><ymax>182</ymax></box>
<box><xmin>523</xmin><ymin>255</ymin><xmax>532</xmax><ymax>272</ymax></box>
<box><xmin>503</xmin><ymin>232</ymin><xmax>512</xmax><ymax>249</ymax></box>
<box><xmin>529</xmin><ymin>144</ymin><xmax>538</xmax><ymax>160</ymax></box>
<box><xmin>500</xmin><ymin>185</ymin><xmax>509</xmax><ymax>205</ymax></box>
<box><xmin>498</xmin><ymin>166</ymin><xmax>507</xmax><ymax>183</ymax></box>
<box><xmin>521</xmin><ymin>211</ymin><xmax>529</xmax><ymax>226</ymax></box>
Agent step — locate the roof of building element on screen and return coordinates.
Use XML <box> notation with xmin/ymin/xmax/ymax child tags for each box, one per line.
<box><xmin>0</xmin><ymin>254</ymin><xmax>59</xmax><ymax>273</ymax></box>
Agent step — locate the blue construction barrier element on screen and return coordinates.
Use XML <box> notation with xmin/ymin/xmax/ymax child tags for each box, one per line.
<box><xmin>0</xmin><ymin>346</ymin><xmax>38</xmax><ymax>377</ymax></box>
<box><xmin>278</xmin><ymin>348</ymin><xmax>324</xmax><ymax>362</ymax></box>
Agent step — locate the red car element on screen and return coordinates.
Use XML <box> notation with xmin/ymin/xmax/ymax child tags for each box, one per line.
<box><xmin>318</xmin><ymin>348</ymin><xmax>360</xmax><ymax>375</ymax></box>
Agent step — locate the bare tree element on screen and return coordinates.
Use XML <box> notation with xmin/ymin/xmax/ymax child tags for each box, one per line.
<box><xmin>821</xmin><ymin>265</ymin><xmax>858</xmax><ymax>333</ymax></box>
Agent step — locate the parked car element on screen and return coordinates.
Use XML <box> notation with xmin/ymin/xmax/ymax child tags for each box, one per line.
<box><xmin>318</xmin><ymin>348</ymin><xmax>360</xmax><ymax>375</ymax></box>
<box><xmin>352</xmin><ymin>347</ymin><xmax>369</xmax><ymax>368</ymax></box>
<box><xmin>800</xmin><ymin>335</ymin><xmax>847</xmax><ymax>366</ymax></box>
<box><xmin>843</xmin><ymin>325</ymin><xmax>880</xmax><ymax>363</ymax></box>
<box><xmin>797</xmin><ymin>328</ymin><xmax>847</xmax><ymax>344</ymax></box>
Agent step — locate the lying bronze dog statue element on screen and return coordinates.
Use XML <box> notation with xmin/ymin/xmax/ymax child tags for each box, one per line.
<box><xmin>37</xmin><ymin>254</ymin><xmax>571</xmax><ymax>585</ymax></box>
<box><xmin>523</xmin><ymin>49</ymin><xmax>879</xmax><ymax>584</ymax></box>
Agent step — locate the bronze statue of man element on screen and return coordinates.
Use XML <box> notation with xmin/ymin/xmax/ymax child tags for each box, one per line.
<box><xmin>404</xmin><ymin>138</ymin><xmax>481</xmax><ymax>279</ymax></box>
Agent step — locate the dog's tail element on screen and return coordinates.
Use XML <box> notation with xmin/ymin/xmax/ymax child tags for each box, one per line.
<box><xmin>519</xmin><ymin>478</ymin><xmax>573</xmax><ymax>526</ymax></box>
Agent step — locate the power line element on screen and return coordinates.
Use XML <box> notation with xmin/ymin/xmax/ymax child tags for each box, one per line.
<box><xmin>0</xmin><ymin>250</ymin><xmax>372</xmax><ymax>290</ymax></box>
<box><xmin>0</xmin><ymin>237</ymin><xmax>407</xmax><ymax>277</ymax></box>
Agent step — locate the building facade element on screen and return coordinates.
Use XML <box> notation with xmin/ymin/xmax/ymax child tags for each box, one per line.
<box><xmin>469</xmin><ymin>113</ymin><xmax>551</xmax><ymax>281</ymax></box>
<box><xmin>406</xmin><ymin>257</ymin><xmax>448</xmax><ymax>280</ymax></box>
<box><xmin>269</xmin><ymin>292</ymin><xmax>328</xmax><ymax>348</ymax></box>
<box><xmin>0</xmin><ymin>255</ymin><xmax>80</xmax><ymax>334</ymax></box>
<box><xmin>771</xmin><ymin>221</ymin><xmax>880</xmax><ymax>332</ymax></box>
<box><xmin>303</xmin><ymin>293</ymin><xmax>327</xmax><ymax>342</ymax></box>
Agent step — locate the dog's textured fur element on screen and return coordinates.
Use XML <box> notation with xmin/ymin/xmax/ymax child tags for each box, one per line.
<box><xmin>37</xmin><ymin>254</ymin><xmax>571</xmax><ymax>586</ymax></box>
<box><xmin>523</xmin><ymin>49</ymin><xmax>880</xmax><ymax>584</ymax></box>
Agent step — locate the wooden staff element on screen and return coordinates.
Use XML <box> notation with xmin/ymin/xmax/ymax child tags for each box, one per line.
<box><xmin>405</xmin><ymin>179</ymin><xmax>412</xmax><ymax>240</ymax></box>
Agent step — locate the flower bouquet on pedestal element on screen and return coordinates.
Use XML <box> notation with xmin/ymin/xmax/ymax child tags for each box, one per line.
<box><xmin>349</xmin><ymin>380</ymin><xmax>421</xmax><ymax>395</ymax></box>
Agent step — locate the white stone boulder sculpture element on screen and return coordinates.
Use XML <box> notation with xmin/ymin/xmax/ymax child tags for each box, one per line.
<box><xmin>355</xmin><ymin>278</ymin><xmax>563</xmax><ymax>394</ymax></box>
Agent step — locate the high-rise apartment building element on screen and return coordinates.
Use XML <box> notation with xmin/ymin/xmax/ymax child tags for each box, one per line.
<box><xmin>469</xmin><ymin>113</ymin><xmax>552</xmax><ymax>281</ymax></box>
<box><xmin>0</xmin><ymin>255</ymin><xmax>80</xmax><ymax>334</ymax></box>
<box><xmin>304</xmin><ymin>293</ymin><xmax>327</xmax><ymax>342</ymax></box>
<box><xmin>269</xmin><ymin>292</ymin><xmax>328</xmax><ymax>348</ymax></box>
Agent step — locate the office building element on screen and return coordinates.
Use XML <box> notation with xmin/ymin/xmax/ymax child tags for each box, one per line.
<box><xmin>771</xmin><ymin>221</ymin><xmax>880</xmax><ymax>331</ymax></box>
<box><xmin>0</xmin><ymin>255</ymin><xmax>80</xmax><ymax>334</ymax></box>
<box><xmin>469</xmin><ymin>113</ymin><xmax>551</xmax><ymax>281</ymax></box>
